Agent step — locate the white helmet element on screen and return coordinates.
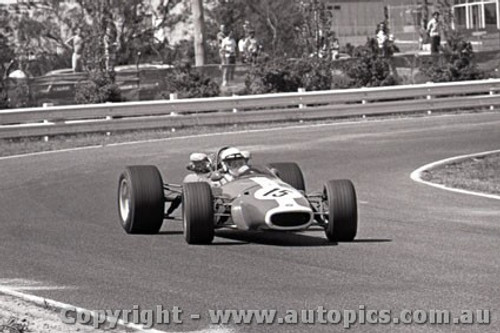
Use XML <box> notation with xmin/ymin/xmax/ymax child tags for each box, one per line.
<box><xmin>188</xmin><ymin>152</ymin><xmax>211</xmax><ymax>173</ymax></box>
<box><xmin>220</xmin><ymin>147</ymin><xmax>248</xmax><ymax>174</ymax></box>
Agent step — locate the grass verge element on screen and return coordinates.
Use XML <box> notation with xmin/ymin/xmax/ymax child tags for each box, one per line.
<box><xmin>421</xmin><ymin>153</ymin><xmax>500</xmax><ymax>196</ymax></box>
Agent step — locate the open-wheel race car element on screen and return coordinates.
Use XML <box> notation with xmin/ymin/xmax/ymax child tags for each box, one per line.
<box><xmin>117</xmin><ymin>147</ymin><xmax>358</xmax><ymax>244</ymax></box>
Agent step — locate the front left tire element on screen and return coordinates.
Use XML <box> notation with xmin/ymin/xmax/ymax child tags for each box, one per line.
<box><xmin>118</xmin><ymin>165</ymin><xmax>165</xmax><ymax>234</ymax></box>
<box><xmin>323</xmin><ymin>179</ymin><xmax>358</xmax><ymax>242</ymax></box>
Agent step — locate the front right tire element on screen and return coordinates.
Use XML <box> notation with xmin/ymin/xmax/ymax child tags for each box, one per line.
<box><xmin>182</xmin><ymin>182</ymin><xmax>215</xmax><ymax>244</ymax></box>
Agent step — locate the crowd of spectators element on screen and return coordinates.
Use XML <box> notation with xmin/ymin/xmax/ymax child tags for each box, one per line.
<box><xmin>216</xmin><ymin>21</ymin><xmax>263</xmax><ymax>86</ymax></box>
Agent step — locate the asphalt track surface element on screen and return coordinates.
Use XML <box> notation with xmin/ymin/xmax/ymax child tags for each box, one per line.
<box><xmin>1</xmin><ymin>112</ymin><xmax>499</xmax><ymax>332</ymax></box>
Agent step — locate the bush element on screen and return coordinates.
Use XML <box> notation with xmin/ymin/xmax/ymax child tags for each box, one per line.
<box><xmin>244</xmin><ymin>38</ymin><xmax>400</xmax><ymax>94</ymax></box>
<box><xmin>158</xmin><ymin>62</ymin><xmax>220</xmax><ymax>99</ymax></box>
<box><xmin>342</xmin><ymin>38</ymin><xmax>400</xmax><ymax>88</ymax></box>
<box><xmin>244</xmin><ymin>57</ymin><xmax>337</xmax><ymax>94</ymax></box>
<box><xmin>0</xmin><ymin>84</ymin><xmax>7</xmax><ymax>109</ymax></box>
<box><xmin>7</xmin><ymin>81</ymin><xmax>36</xmax><ymax>108</ymax></box>
<box><xmin>244</xmin><ymin>58</ymin><xmax>301</xmax><ymax>94</ymax></box>
<box><xmin>75</xmin><ymin>71</ymin><xmax>123</xmax><ymax>104</ymax></box>
<box><xmin>419</xmin><ymin>32</ymin><xmax>484</xmax><ymax>82</ymax></box>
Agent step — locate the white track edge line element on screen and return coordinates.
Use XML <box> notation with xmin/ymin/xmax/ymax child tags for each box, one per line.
<box><xmin>0</xmin><ymin>285</ymin><xmax>167</xmax><ymax>333</ymax></box>
<box><xmin>0</xmin><ymin>286</ymin><xmax>233</xmax><ymax>333</ymax></box>
<box><xmin>410</xmin><ymin>149</ymin><xmax>500</xmax><ymax>200</ymax></box>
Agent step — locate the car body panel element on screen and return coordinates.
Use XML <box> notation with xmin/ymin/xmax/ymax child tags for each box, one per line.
<box><xmin>216</xmin><ymin>173</ymin><xmax>313</xmax><ymax>231</ymax></box>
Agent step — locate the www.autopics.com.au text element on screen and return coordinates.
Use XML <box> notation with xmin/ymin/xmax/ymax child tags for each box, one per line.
<box><xmin>59</xmin><ymin>305</ymin><xmax>491</xmax><ymax>329</ymax></box>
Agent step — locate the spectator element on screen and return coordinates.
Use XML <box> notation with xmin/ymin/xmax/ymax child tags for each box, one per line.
<box><xmin>242</xmin><ymin>20</ymin><xmax>252</xmax><ymax>37</ymax></box>
<box><xmin>427</xmin><ymin>11</ymin><xmax>442</xmax><ymax>56</ymax></box>
<box><xmin>238</xmin><ymin>37</ymin><xmax>246</xmax><ymax>62</ymax></box>
<box><xmin>320</xmin><ymin>31</ymin><xmax>340</xmax><ymax>60</ymax></box>
<box><xmin>376</xmin><ymin>22</ymin><xmax>388</xmax><ymax>57</ymax></box>
<box><xmin>330</xmin><ymin>31</ymin><xmax>340</xmax><ymax>60</ymax></box>
<box><xmin>243</xmin><ymin>30</ymin><xmax>259</xmax><ymax>64</ymax></box>
<box><xmin>104</xmin><ymin>26</ymin><xmax>117</xmax><ymax>72</ymax></box>
<box><xmin>217</xmin><ymin>24</ymin><xmax>228</xmax><ymax>65</ymax></box>
<box><xmin>65</xmin><ymin>27</ymin><xmax>84</xmax><ymax>72</ymax></box>
<box><xmin>221</xmin><ymin>30</ymin><xmax>236</xmax><ymax>86</ymax></box>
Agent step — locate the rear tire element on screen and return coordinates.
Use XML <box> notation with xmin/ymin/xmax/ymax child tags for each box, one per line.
<box><xmin>267</xmin><ymin>162</ymin><xmax>305</xmax><ymax>192</ymax></box>
<box><xmin>323</xmin><ymin>179</ymin><xmax>357</xmax><ymax>242</ymax></box>
<box><xmin>118</xmin><ymin>166</ymin><xmax>165</xmax><ymax>234</ymax></box>
<box><xmin>183</xmin><ymin>182</ymin><xmax>214</xmax><ymax>244</ymax></box>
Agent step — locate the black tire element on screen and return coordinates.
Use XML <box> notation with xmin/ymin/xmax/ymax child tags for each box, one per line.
<box><xmin>117</xmin><ymin>165</ymin><xmax>165</xmax><ymax>234</ymax></box>
<box><xmin>183</xmin><ymin>182</ymin><xmax>214</xmax><ymax>244</ymax></box>
<box><xmin>267</xmin><ymin>162</ymin><xmax>306</xmax><ymax>192</ymax></box>
<box><xmin>323</xmin><ymin>179</ymin><xmax>358</xmax><ymax>242</ymax></box>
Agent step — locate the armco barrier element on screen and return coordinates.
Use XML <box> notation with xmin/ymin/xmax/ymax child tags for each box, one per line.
<box><xmin>1</xmin><ymin>78</ymin><xmax>500</xmax><ymax>139</ymax></box>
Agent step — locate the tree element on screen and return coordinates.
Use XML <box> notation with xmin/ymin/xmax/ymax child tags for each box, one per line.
<box><xmin>1</xmin><ymin>0</ymin><xmax>183</xmax><ymax>76</ymax></box>
<box><xmin>0</xmin><ymin>1</ymin><xmax>72</xmax><ymax>77</ymax></box>
<box><xmin>0</xmin><ymin>28</ymin><xmax>15</xmax><ymax>109</ymax></box>
<box><xmin>296</xmin><ymin>0</ymin><xmax>334</xmax><ymax>57</ymax></box>
<box><xmin>191</xmin><ymin>0</ymin><xmax>206</xmax><ymax>65</ymax></box>
<box><xmin>208</xmin><ymin>0</ymin><xmax>339</xmax><ymax>58</ymax></box>
<box><xmin>436</xmin><ymin>0</ymin><xmax>454</xmax><ymax>39</ymax></box>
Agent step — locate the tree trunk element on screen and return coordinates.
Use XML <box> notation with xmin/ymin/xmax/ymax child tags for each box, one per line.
<box><xmin>191</xmin><ymin>0</ymin><xmax>206</xmax><ymax>66</ymax></box>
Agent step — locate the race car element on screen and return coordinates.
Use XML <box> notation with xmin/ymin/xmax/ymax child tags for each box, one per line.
<box><xmin>117</xmin><ymin>146</ymin><xmax>358</xmax><ymax>244</ymax></box>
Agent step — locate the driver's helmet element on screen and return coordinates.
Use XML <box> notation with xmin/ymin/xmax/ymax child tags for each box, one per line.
<box><xmin>220</xmin><ymin>147</ymin><xmax>249</xmax><ymax>175</ymax></box>
<box><xmin>188</xmin><ymin>153</ymin><xmax>211</xmax><ymax>173</ymax></box>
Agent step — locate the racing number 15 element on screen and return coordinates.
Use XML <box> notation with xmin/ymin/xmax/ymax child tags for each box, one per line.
<box><xmin>262</xmin><ymin>188</ymin><xmax>292</xmax><ymax>198</ymax></box>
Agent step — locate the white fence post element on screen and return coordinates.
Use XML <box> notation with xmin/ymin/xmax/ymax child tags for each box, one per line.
<box><xmin>169</xmin><ymin>93</ymin><xmax>178</xmax><ymax>116</ymax></box>
<box><xmin>298</xmin><ymin>87</ymin><xmax>306</xmax><ymax>109</ymax></box>
<box><xmin>42</xmin><ymin>103</ymin><xmax>53</xmax><ymax>142</ymax></box>
<box><xmin>232</xmin><ymin>93</ymin><xmax>238</xmax><ymax>113</ymax></box>
<box><xmin>426</xmin><ymin>82</ymin><xmax>433</xmax><ymax>114</ymax></box>
<box><xmin>105</xmin><ymin>102</ymin><xmax>112</xmax><ymax>136</ymax></box>
<box><xmin>489</xmin><ymin>79</ymin><xmax>495</xmax><ymax>110</ymax></box>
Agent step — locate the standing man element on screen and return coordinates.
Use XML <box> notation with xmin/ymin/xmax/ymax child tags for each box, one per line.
<box><xmin>243</xmin><ymin>29</ymin><xmax>259</xmax><ymax>64</ymax></box>
<box><xmin>376</xmin><ymin>22</ymin><xmax>388</xmax><ymax>57</ymax></box>
<box><xmin>330</xmin><ymin>31</ymin><xmax>340</xmax><ymax>60</ymax></box>
<box><xmin>221</xmin><ymin>30</ymin><xmax>236</xmax><ymax>86</ymax></box>
<box><xmin>104</xmin><ymin>25</ymin><xmax>118</xmax><ymax>72</ymax></box>
<box><xmin>65</xmin><ymin>27</ymin><xmax>84</xmax><ymax>72</ymax></box>
<box><xmin>217</xmin><ymin>24</ymin><xmax>228</xmax><ymax>66</ymax></box>
<box><xmin>427</xmin><ymin>11</ymin><xmax>442</xmax><ymax>56</ymax></box>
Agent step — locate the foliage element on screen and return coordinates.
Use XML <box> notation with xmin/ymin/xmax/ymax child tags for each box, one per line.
<box><xmin>435</xmin><ymin>0</ymin><xmax>454</xmax><ymax>40</ymax></box>
<box><xmin>1</xmin><ymin>0</ymin><xmax>182</xmax><ymax>79</ymax></box>
<box><xmin>419</xmin><ymin>32</ymin><xmax>484</xmax><ymax>82</ymax></box>
<box><xmin>295</xmin><ymin>0</ymin><xmax>334</xmax><ymax>57</ymax></box>
<box><xmin>209</xmin><ymin>0</ymin><xmax>307</xmax><ymax>58</ymax></box>
<box><xmin>244</xmin><ymin>38</ymin><xmax>400</xmax><ymax>94</ymax></box>
<box><xmin>75</xmin><ymin>71</ymin><xmax>122</xmax><ymax>104</ymax></box>
<box><xmin>0</xmin><ymin>85</ymin><xmax>8</xmax><ymax>109</ymax></box>
<box><xmin>244</xmin><ymin>58</ymin><xmax>302</xmax><ymax>94</ymax></box>
<box><xmin>7</xmin><ymin>80</ymin><xmax>36</xmax><ymax>108</ymax></box>
<box><xmin>342</xmin><ymin>38</ymin><xmax>400</xmax><ymax>88</ymax></box>
<box><xmin>158</xmin><ymin>62</ymin><xmax>220</xmax><ymax>99</ymax></box>
<box><xmin>0</xmin><ymin>28</ymin><xmax>15</xmax><ymax>109</ymax></box>
<box><xmin>0</xmin><ymin>1</ymin><xmax>70</xmax><ymax>76</ymax></box>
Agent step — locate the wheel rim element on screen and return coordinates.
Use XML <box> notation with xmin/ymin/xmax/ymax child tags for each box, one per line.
<box><xmin>119</xmin><ymin>178</ymin><xmax>131</xmax><ymax>223</ymax></box>
<box><xmin>182</xmin><ymin>201</ymin><xmax>188</xmax><ymax>235</ymax></box>
<box><xmin>322</xmin><ymin>190</ymin><xmax>331</xmax><ymax>224</ymax></box>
